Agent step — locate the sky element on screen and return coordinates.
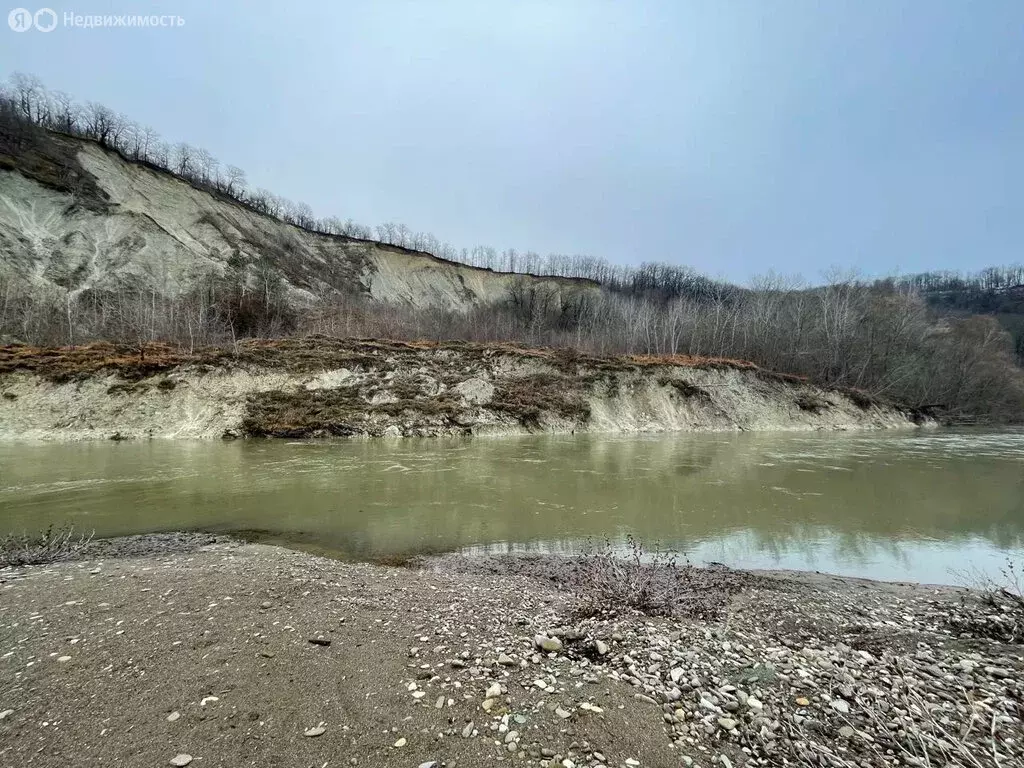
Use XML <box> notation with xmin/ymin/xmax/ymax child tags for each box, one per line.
<box><xmin>2</xmin><ymin>0</ymin><xmax>1022</xmax><ymax>282</ymax></box>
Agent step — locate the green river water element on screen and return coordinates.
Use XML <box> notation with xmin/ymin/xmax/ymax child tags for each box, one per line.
<box><xmin>1</xmin><ymin>429</ymin><xmax>1022</xmax><ymax>585</ymax></box>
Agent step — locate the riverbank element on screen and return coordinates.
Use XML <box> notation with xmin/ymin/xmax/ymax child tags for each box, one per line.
<box><xmin>1</xmin><ymin>537</ymin><xmax>1019</xmax><ymax>767</ymax></box>
<box><xmin>0</xmin><ymin>338</ymin><xmax>930</xmax><ymax>441</ymax></box>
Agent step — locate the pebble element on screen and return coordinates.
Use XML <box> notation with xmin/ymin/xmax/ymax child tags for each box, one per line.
<box><xmin>717</xmin><ymin>717</ymin><xmax>737</xmax><ymax>731</ymax></box>
<box><xmin>393</xmin><ymin>737</ymin><xmax>406</xmax><ymax>747</ymax></box>
<box><xmin>462</xmin><ymin>722</ymin><xmax>474</xmax><ymax>738</ymax></box>
<box><xmin>303</xmin><ymin>725</ymin><xmax>326</xmax><ymax>737</ymax></box>
<box><xmin>166</xmin><ymin>711</ymin><xmax>180</xmax><ymax>722</ymax></box>
<box><xmin>830</xmin><ymin>699</ymin><xmax>850</xmax><ymax>714</ymax></box>
<box><xmin>839</xmin><ymin>725</ymin><xmax>855</xmax><ymax>738</ymax></box>
<box><xmin>485</xmin><ymin>682</ymin><xmax>502</xmax><ymax>699</ymax></box>
<box><xmin>534</xmin><ymin>634</ymin><xmax>563</xmax><ymax>653</ymax></box>
<box><xmin>168</xmin><ymin>756</ymin><xmax>193</xmax><ymax>767</ymax></box>
<box><xmin>0</xmin><ymin>710</ymin><xmax>14</xmax><ymax>720</ymax></box>
<box><xmin>595</xmin><ymin>639</ymin><xmax>610</xmax><ymax>655</ymax></box>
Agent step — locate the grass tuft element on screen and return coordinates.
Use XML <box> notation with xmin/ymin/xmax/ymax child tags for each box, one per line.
<box><xmin>1</xmin><ymin>524</ymin><xmax>94</xmax><ymax>567</ymax></box>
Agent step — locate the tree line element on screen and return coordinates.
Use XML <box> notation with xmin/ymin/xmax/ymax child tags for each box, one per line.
<box><xmin>3</xmin><ymin>268</ymin><xmax>1022</xmax><ymax>422</ymax></box>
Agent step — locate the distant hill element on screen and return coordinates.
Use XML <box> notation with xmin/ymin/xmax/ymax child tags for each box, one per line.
<box><xmin>896</xmin><ymin>270</ymin><xmax>1024</xmax><ymax>364</ymax></box>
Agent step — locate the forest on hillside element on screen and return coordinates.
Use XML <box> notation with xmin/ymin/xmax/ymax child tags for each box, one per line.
<box><xmin>1</xmin><ymin>73</ymin><xmax>1022</xmax><ymax>423</ymax></box>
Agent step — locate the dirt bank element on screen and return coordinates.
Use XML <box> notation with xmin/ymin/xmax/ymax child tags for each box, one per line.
<box><xmin>0</xmin><ymin>539</ymin><xmax>1020</xmax><ymax>768</ymax></box>
<box><xmin>0</xmin><ymin>339</ymin><xmax>930</xmax><ymax>440</ymax></box>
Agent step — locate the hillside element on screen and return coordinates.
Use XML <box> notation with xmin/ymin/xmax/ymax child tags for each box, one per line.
<box><xmin>0</xmin><ymin>130</ymin><xmax>591</xmax><ymax>310</ymax></box>
<box><xmin>0</xmin><ymin>81</ymin><xmax>1021</xmax><ymax>424</ymax></box>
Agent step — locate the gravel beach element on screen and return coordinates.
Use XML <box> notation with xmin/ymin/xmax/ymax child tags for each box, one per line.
<box><xmin>1</xmin><ymin>537</ymin><xmax>1020</xmax><ymax>768</ymax></box>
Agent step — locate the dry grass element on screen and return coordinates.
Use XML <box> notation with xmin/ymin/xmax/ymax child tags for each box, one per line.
<box><xmin>768</xmin><ymin>683</ymin><xmax>1020</xmax><ymax>768</ymax></box>
<box><xmin>625</xmin><ymin>352</ymin><xmax>760</xmax><ymax>370</ymax></box>
<box><xmin>0</xmin><ymin>337</ymin><xmax>771</xmax><ymax>383</ymax></box>
<box><xmin>949</xmin><ymin>559</ymin><xmax>1024</xmax><ymax>644</ymax></box>
<box><xmin>241</xmin><ymin>386</ymin><xmax>464</xmax><ymax>438</ymax></box>
<box><xmin>795</xmin><ymin>391</ymin><xmax>832</xmax><ymax>413</ymax></box>
<box><xmin>1</xmin><ymin>524</ymin><xmax>94</xmax><ymax>567</ymax></box>
<box><xmin>659</xmin><ymin>378</ymin><xmax>713</xmax><ymax>402</ymax></box>
<box><xmin>573</xmin><ymin>537</ymin><xmax>747</xmax><ymax>621</ymax></box>
<box><xmin>0</xmin><ymin>342</ymin><xmax>198</xmax><ymax>382</ymax></box>
<box><xmin>490</xmin><ymin>373</ymin><xmax>591</xmax><ymax>427</ymax></box>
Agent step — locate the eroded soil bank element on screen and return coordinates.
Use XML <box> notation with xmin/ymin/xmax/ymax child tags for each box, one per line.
<box><xmin>0</xmin><ymin>538</ymin><xmax>1020</xmax><ymax>768</ymax></box>
<box><xmin>0</xmin><ymin>338</ymin><xmax>930</xmax><ymax>440</ymax></box>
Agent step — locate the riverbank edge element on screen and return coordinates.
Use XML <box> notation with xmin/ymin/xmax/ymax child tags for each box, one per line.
<box><xmin>1</xmin><ymin>534</ymin><xmax>1020</xmax><ymax>768</ymax></box>
<box><xmin>0</xmin><ymin>339</ymin><xmax>933</xmax><ymax>441</ymax></box>
<box><xmin>45</xmin><ymin>531</ymin><xmax>974</xmax><ymax>594</ymax></box>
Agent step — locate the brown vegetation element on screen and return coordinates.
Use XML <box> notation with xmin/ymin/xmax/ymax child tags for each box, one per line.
<box><xmin>490</xmin><ymin>373</ymin><xmax>591</xmax><ymax>428</ymax></box>
<box><xmin>0</xmin><ymin>337</ymin><xmax>773</xmax><ymax>385</ymax></box>
<box><xmin>948</xmin><ymin>560</ymin><xmax>1024</xmax><ymax>644</ymax></box>
<box><xmin>0</xmin><ymin>341</ymin><xmax>195</xmax><ymax>381</ymax></box>
<box><xmin>0</xmin><ymin>524</ymin><xmax>93</xmax><ymax>567</ymax></box>
<box><xmin>241</xmin><ymin>387</ymin><xmax>465</xmax><ymax>438</ymax></box>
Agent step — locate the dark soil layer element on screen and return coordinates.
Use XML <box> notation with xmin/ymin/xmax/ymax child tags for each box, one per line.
<box><xmin>0</xmin><ymin>338</ymin><xmax>794</xmax><ymax>385</ymax></box>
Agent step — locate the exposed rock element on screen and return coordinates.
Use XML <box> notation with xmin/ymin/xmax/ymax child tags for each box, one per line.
<box><xmin>830</xmin><ymin>699</ymin><xmax>850</xmax><ymax>714</ymax></box>
<box><xmin>454</xmin><ymin>378</ymin><xmax>495</xmax><ymax>406</ymax></box>
<box><xmin>534</xmin><ymin>634</ymin><xmax>563</xmax><ymax>653</ymax></box>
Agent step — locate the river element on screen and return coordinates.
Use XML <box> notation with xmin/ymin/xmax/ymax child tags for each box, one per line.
<box><xmin>1</xmin><ymin>428</ymin><xmax>1022</xmax><ymax>585</ymax></box>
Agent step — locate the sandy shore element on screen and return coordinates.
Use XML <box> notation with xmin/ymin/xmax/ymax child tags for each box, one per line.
<box><xmin>0</xmin><ymin>537</ymin><xmax>1020</xmax><ymax>768</ymax></box>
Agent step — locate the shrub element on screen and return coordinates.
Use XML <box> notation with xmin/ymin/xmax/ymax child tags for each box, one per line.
<box><xmin>0</xmin><ymin>524</ymin><xmax>94</xmax><ymax>567</ymax></box>
<box><xmin>795</xmin><ymin>392</ymin><xmax>829</xmax><ymax>413</ymax></box>
<box><xmin>576</xmin><ymin>536</ymin><xmax>699</xmax><ymax>618</ymax></box>
<box><xmin>948</xmin><ymin>558</ymin><xmax>1024</xmax><ymax>643</ymax></box>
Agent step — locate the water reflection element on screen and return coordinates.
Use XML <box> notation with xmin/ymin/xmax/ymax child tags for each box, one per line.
<box><xmin>1</xmin><ymin>429</ymin><xmax>1022</xmax><ymax>584</ymax></box>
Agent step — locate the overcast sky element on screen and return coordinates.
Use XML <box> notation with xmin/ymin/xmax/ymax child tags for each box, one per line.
<box><xmin>3</xmin><ymin>1</ymin><xmax>1022</xmax><ymax>282</ymax></box>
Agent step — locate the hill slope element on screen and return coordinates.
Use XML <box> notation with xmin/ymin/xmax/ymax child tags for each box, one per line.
<box><xmin>0</xmin><ymin>132</ymin><xmax>590</xmax><ymax>310</ymax></box>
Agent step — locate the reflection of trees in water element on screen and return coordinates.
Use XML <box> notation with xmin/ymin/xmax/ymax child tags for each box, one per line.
<box><xmin>4</xmin><ymin>432</ymin><xmax>1024</xmax><ymax>573</ymax></box>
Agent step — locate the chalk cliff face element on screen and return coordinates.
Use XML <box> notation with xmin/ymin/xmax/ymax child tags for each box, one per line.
<box><xmin>0</xmin><ymin>339</ymin><xmax>929</xmax><ymax>441</ymax></box>
<box><xmin>0</xmin><ymin>135</ymin><xmax>589</xmax><ymax>309</ymax></box>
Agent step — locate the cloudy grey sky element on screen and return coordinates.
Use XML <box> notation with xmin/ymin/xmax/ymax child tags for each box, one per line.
<box><xmin>3</xmin><ymin>1</ymin><xmax>1022</xmax><ymax>281</ymax></box>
